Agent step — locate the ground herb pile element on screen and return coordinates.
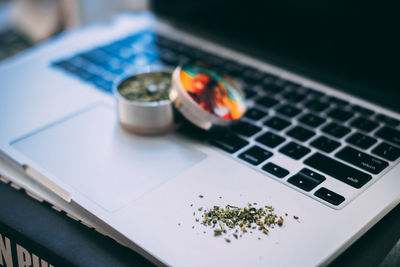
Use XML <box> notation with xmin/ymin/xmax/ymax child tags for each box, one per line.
<box><xmin>199</xmin><ymin>203</ymin><xmax>286</xmax><ymax>242</ymax></box>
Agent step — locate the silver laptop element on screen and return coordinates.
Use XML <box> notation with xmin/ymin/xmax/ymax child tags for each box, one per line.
<box><xmin>1</xmin><ymin>1</ymin><xmax>399</xmax><ymax>266</ymax></box>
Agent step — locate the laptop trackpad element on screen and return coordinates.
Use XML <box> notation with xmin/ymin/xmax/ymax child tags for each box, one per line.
<box><xmin>11</xmin><ymin>104</ymin><xmax>206</xmax><ymax>212</ymax></box>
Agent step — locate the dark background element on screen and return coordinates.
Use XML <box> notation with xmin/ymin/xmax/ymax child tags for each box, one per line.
<box><xmin>154</xmin><ymin>0</ymin><xmax>399</xmax><ymax>112</ymax></box>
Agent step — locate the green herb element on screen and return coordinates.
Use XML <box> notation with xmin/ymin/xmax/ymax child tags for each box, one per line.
<box><xmin>198</xmin><ymin>203</ymin><xmax>285</xmax><ymax>242</ymax></box>
<box><xmin>214</xmin><ymin>229</ymin><xmax>223</xmax><ymax>236</ymax></box>
<box><xmin>118</xmin><ymin>72</ymin><xmax>171</xmax><ymax>102</ymax></box>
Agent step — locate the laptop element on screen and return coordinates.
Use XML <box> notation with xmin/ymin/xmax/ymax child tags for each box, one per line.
<box><xmin>1</xmin><ymin>0</ymin><xmax>399</xmax><ymax>266</ymax></box>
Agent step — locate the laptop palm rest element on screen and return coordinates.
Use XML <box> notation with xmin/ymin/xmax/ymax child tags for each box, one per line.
<box><xmin>11</xmin><ymin>104</ymin><xmax>206</xmax><ymax>212</ymax></box>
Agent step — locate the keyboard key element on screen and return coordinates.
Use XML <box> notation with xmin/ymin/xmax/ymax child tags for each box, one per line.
<box><xmin>372</xmin><ymin>142</ymin><xmax>400</xmax><ymax>161</ymax></box>
<box><xmin>127</xmin><ymin>31</ymin><xmax>155</xmax><ymax>46</ymax></box>
<box><xmin>264</xmin><ymin>116</ymin><xmax>291</xmax><ymax>131</ymax></box>
<box><xmin>262</xmin><ymin>73</ymin><xmax>279</xmax><ymax>83</ymax></box>
<box><xmin>304</xmin><ymin>99</ymin><xmax>330</xmax><ymax>112</ymax></box>
<box><xmin>287</xmin><ymin>175</ymin><xmax>315</xmax><ymax>192</ymax></box>
<box><xmin>92</xmin><ymin>77</ymin><xmax>113</xmax><ymax>93</ymax></box>
<box><xmin>204</xmin><ymin>55</ymin><xmax>225</xmax><ymax>68</ymax></box>
<box><xmin>298</xmin><ymin>113</ymin><xmax>326</xmax><ymax>128</ymax></box>
<box><xmin>223</xmin><ymin>61</ymin><xmax>245</xmax><ymax>76</ymax></box>
<box><xmin>350</xmin><ymin>117</ymin><xmax>379</xmax><ymax>133</ymax></box>
<box><xmin>81</xmin><ymin>48</ymin><xmax>112</xmax><ymax>64</ymax></box>
<box><xmin>241</xmin><ymin>68</ymin><xmax>265</xmax><ymax>84</ymax></box>
<box><xmin>273</xmin><ymin>78</ymin><xmax>290</xmax><ymax>88</ymax></box>
<box><xmin>85</xmin><ymin>63</ymin><xmax>108</xmax><ymax>77</ymax></box>
<box><xmin>346</xmin><ymin>132</ymin><xmax>377</xmax><ymax>149</ymax></box>
<box><xmin>286</xmin><ymin>126</ymin><xmax>315</xmax><ymax>142</ymax></box>
<box><xmin>66</xmin><ymin>55</ymin><xmax>90</xmax><ymax>68</ymax></box>
<box><xmin>172</xmin><ymin>43</ymin><xmax>195</xmax><ymax>57</ymax></box>
<box><xmin>85</xmin><ymin>51</ymin><xmax>133</xmax><ymax>73</ymax></box>
<box><xmin>238</xmin><ymin>146</ymin><xmax>273</xmax><ymax>165</ymax></box>
<box><xmin>256</xmin><ymin>96</ymin><xmax>279</xmax><ymax>108</ymax></box>
<box><xmin>244</xmin><ymin>108</ymin><xmax>267</xmax><ymax>121</ymax></box>
<box><xmin>282</xmin><ymin>91</ymin><xmax>306</xmax><ymax>103</ymax></box>
<box><xmin>279</xmin><ymin>142</ymin><xmax>311</xmax><ymax>160</ymax></box>
<box><xmin>310</xmin><ymin>136</ymin><xmax>341</xmax><ymax>153</ymax></box>
<box><xmin>314</xmin><ymin>187</ymin><xmax>345</xmax><ymax>206</ymax></box>
<box><xmin>335</xmin><ymin>146</ymin><xmax>388</xmax><ymax>175</ymax></box>
<box><xmin>159</xmin><ymin>50</ymin><xmax>181</xmax><ymax>65</ymax></box>
<box><xmin>283</xmin><ymin>80</ymin><xmax>302</xmax><ymax>90</ymax></box>
<box><xmin>75</xmin><ymin>69</ymin><xmax>95</xmax><ymax>81</ymax></box>
<box><xmin>303</xmin><ymin>87</ymin><xmax>325</xmax><ymax>98</ymax></box>
<box><xmin>261</xmin><ymin>83</ymin><xmax>284</xmax><ymax>95</ymax></box>
<box><xmin>54</xmin><ymin>60</ymin><xmax>80</xmax><ymax>73</ymax></box>
<box><xmin>351</xmin><ymin>105</ymin><xmax>374</xmax><ymax>116</ymax></box>
<box><xmin>375</xmin><ymin>126</ymin><xmax>400</xmax><ymax>146</ymax></box>
<box><xmin>210</xmin><ymin>131</ymin><xmax>249</xmax><ymax>153</ymax></box>
<box><xmin>187</xmin><ymin>48</ymin><xmax>209</xmax><ymax>62</ymax></box>
<box><xmin>327</xmin><ymin>96</ymin><xmax>349</xmax><ymax>106</ymax></box>
<box><xmin>176</xmin><ymin>44</ymin><xmax>206</xmax><ymax>58</ymax></box>
<box><xmin>261</xmin><ymin>75</ymin><xmax>275</xmax><ymax>84</ymax></box>
<box><xmin>304</xmin><ymin>153</ymin><xmax>372</xmax><ymax>188</ymax></box>
<box><xmin>327</xmin><ymin>108</ymin><xmax>353</xmax><ymax>122</ymax></box>
<box><xmin>262</xmin><ymin>162</ymin><xmax>289</xmax><ymax>178</ymax></box>
<box><xmin>299</xmin><ymin>168</ymin><xmax>326</xmax><ymax>182</ymax></box>
<box><xmin>295</xmin><ymin>86</ymin><xmax>309</xmax><ymax>95</ymax></box>
<box><xmin>155</xmin><ymin>34</ymin><xmax>175</xmax><ymax>47</ymax></box>
<box><xmin>276</xmin><ymin>104</ymin><xmax>302</xmax><ymax>118</ymax></box>
<box><xmin>376</xmin><ymin>114</ymin><xmax>400</xmax><ymax>127</ymax></box>
<box><xmin>287</xmin><ymin>168</ymin><xmax>325</xmax><ymax>192</ymax></box>
<box><xmin>102</xmin><ymin>44</ymin><xmax>137</xmax><ymax>61</ymax></box>
<box><xmin>231</xmin><ymin>121</ymin><xmax>262</xmax><ymax>137</ymax></box>
<box><xmin>322</xmin><ymin>123</ymin><xmax>351</xmax><ymax>138</ymax></box>
<box><xmin>243</xmin><ymin>88</ymin><xmax>258</xmax><ymax>98</ymax></box>
<box><xmin>256</xmin><ymin>131</ymin><xmax>286</xmax><ymax>148</ymax></box>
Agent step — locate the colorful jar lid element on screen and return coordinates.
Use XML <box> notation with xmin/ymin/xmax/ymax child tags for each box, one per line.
<box><xmin>171</xmin><ymin>63</ymin><xmax>247</xmax><ymax>130</ymax></box>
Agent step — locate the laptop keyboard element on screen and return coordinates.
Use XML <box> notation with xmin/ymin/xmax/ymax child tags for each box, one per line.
<box><xmin>52</xmin><ymin>30</ymin><xmax>400</xmax><ymax>208</ymax></box>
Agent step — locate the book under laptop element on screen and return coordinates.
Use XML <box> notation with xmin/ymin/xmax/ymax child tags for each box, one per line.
<box><xmin>0</xmin><ymin>2</ymin><xmax>399</xmax><ymax>266</ymax></box>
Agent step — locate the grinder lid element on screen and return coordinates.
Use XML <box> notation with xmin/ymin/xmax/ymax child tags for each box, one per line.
<box><xmin>170</xmin><ymin>63</ymin><xmax>247</xmax><ymax>130</ymax></box>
